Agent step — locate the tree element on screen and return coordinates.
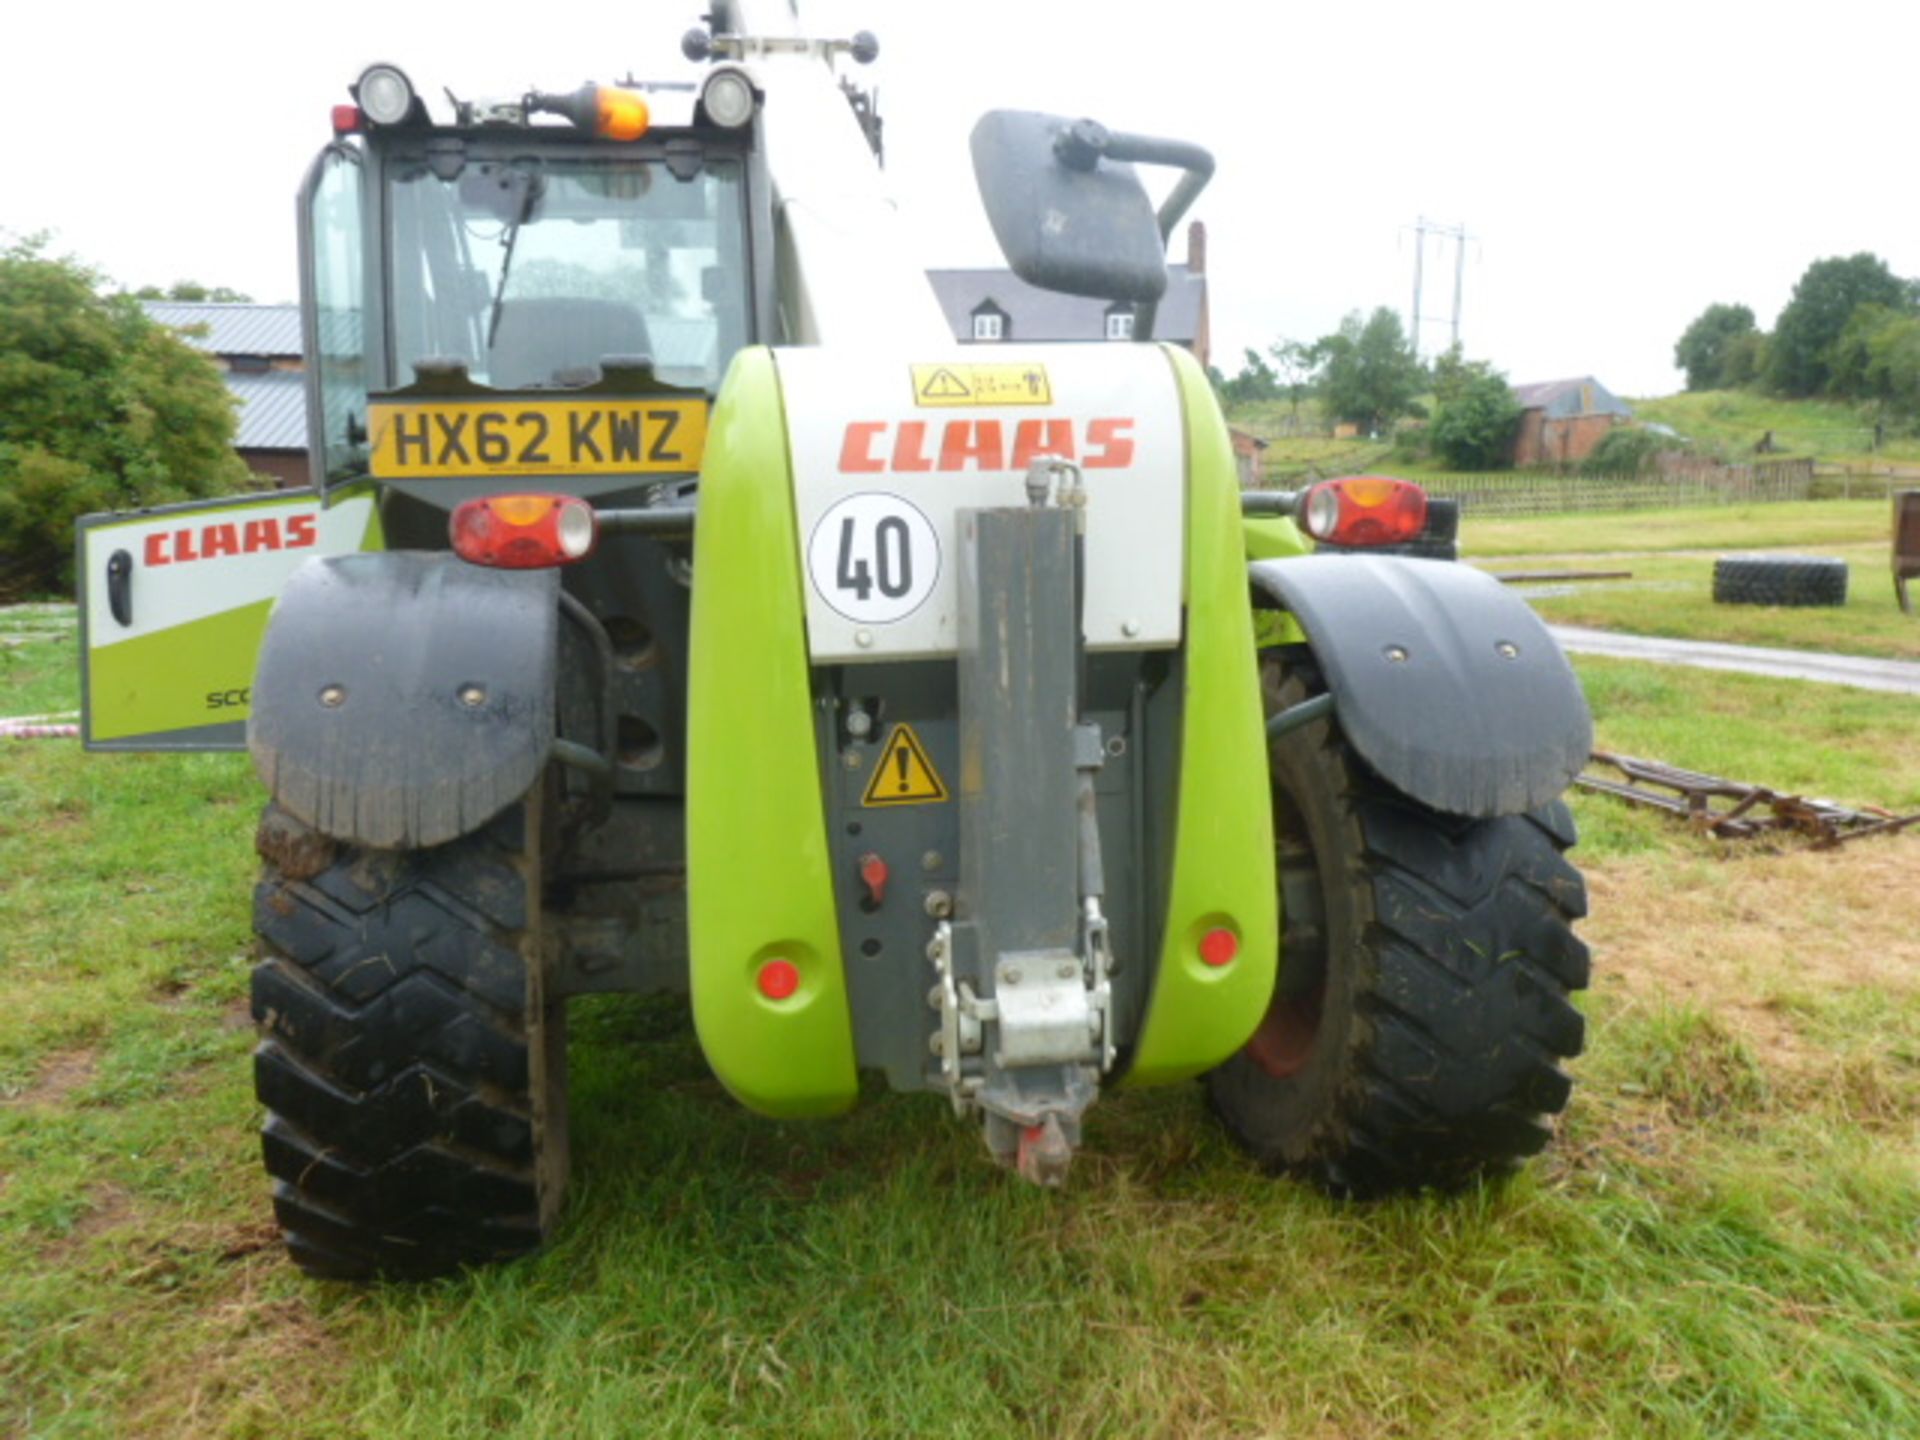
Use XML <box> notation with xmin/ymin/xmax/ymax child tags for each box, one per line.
<box><xmin>1268</xmin><ymin>338</ymin><xmax>1316</xmax><ymax>423</ymax></box>
<box><xmin>1863</xmin><ymin>312</ymin><xmax>1920</xmax><ymax>415</ymax></box>
<box><xmin>0</xmin><ymin>237</ymin><xmax>250</xmax><ymax>597</ymax></box>
<box><xmin>1825</xmin><ymin>303</ymin><xmax>1898</xmax><ymax>399</ymax></box>
<box><xmin>1314</xmin><ymin>308</ymin><xmax>1424</xmax><ymax>432</ymax></box>
<box><xmin>1428</xmin><ymin>361</ymin><xmax>1522</xmax><ymax>470</ymax></box>
<box><xmin>1210</xmin><ymin>347</ymin><xmax>1281</xmax><ymax>407</ymax></box>
<box><xmin>1766</xmin><ymin>253</ymin><xmax>1914</xmax><ymax>396</ymax></box>
<box><xmin>1673</xmin><ymin>303</ymin><xmax>1757</xmax><ymax>391</ymax></box>
<box><xmin>1719</xmin><ymin>330</ymin><xmax>1769</xmax><ymax>389</ymax></box>
<box><xmin>131</xmin><ymin>280</ymin><xmax>255</xmax><ymax>303</ymax></box>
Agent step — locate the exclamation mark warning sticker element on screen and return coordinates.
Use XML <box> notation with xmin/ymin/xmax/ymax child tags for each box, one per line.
<box><xmin>861</xmin><ymin>724</ymin><xmax>949</xmax><ymax>807</ymax></box>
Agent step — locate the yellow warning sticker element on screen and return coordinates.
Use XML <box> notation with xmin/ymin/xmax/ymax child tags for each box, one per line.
<box><xmin>861</xmin><ymin>724</ymin><xmax>950</xmax><ymax>806</ymax></box>
<box><xmin>911</xmin><ymin>363</ymin><xmax>1053</xmax><ymax>408</ymax></box>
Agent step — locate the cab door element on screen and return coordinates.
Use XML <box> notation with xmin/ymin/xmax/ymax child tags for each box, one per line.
<box><xmin>77</xmin><ymin>488</ymin><xmax>380</xmax><ymax>750</ymax></box>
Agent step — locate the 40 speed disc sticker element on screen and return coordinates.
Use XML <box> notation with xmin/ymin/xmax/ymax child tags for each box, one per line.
<box><xmin>807</xmin><ymin>492</ymin><xmax>940</xmax><ymax>625</ymax></box>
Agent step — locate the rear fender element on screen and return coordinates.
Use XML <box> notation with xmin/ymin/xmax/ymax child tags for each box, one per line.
<box><xmin>1247</xmin><ymin>553</ymin><xmax>1592</xmax><ymax>817</ymax></box>
<box><xmin>248</xmin><ymin>552</ymin><xmax>560</xmax><ymax>849</ymax></box>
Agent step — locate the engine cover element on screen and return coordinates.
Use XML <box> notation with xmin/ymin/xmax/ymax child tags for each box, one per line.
<box><xmin>772</xmin><ymin>347</ymin><xmax>1188</xmax><ymax>662</ymax></box>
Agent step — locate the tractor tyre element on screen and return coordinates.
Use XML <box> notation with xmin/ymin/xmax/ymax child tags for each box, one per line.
<box><xmin>249</xmin><ymin>792</ymin><xmax>568</xmax><ymax>1280</ymax></box>
<box><xmin>1206</xmin><ymin>656</ymin><xmax>1590</xmax><ymax>1196</ymax></box>
<box><xmin>1711</xmin><ymin>555</ymin><xmax>1849</xmax><ymax>607</ymax></box>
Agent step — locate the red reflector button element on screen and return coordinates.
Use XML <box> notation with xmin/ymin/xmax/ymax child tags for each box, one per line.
<box><xmin>757</xmin><ymin>958</ymin><xmax>801</xmax><ymax>1000</ymax></box>
<box><xmin>1198</xmin><ymin>927</ymin><xmax>1239</xmax><ymax>968</ymax></box>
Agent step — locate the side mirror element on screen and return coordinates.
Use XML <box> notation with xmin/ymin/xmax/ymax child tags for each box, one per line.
<box><xmin>969</xmin><ymin>111</ymin><xmax>1214</xmax><ymax>327</ymax></box>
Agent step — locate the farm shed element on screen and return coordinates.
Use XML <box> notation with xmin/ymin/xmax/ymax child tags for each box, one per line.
<box><xmin>142</xmin><ymin>302</ymin><xmax>309</xmax><ymax>489</ymax></box>
<box><xmin>1510</xmin><ymin>376</ymin><xmax>1633</xmax><ymax>467</ymax></box>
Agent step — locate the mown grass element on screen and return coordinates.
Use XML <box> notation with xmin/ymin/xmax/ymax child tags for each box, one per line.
<box><xmin>1460</xmin><ymin>497</ymin><xmax>1892</xmax><ymax>559</ymax></box>
<box><xmin>1485</xmin><ymin>545</ymin><xmax>1920</xmax><ymax>662</ymax></box>
<box><xmin>4</xmin><ymin>627</ymin><xmax>1918</xmax><ymax>1436</ymax></box>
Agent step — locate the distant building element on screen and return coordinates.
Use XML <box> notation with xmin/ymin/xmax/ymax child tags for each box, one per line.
<box><xmin>1510</xmin><ymin>376</ymin><xmax>1632</xmax><ymax>467</ymax></box>
<box><xmin>142</xmin><ymin>302</ymin><xmax>309</xmax><ymax>489</ymax></box>
<box><xmin>927</xmin><ymin>222</ymin><xmax>1212</xmax><ymax>368</ymax></box>
<box><xmin>1228</xmin><ymin>426</ymin><xmax>1268</xmax><ymax>486</ymax></box>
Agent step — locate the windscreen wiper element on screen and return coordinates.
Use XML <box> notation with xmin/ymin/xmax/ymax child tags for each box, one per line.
<box><xmin>483</xmin><ymin>165</ymin><xmax>544</xmax><ymax>350</ymax></box>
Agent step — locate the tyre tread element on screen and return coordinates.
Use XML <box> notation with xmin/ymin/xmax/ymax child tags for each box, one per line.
<box><xmin>250</xmin><ymin>804</ymin><xmax>552</xmax><ymax>1280</ymax></box>
<box><xmin>1208</xmin><ymin>696</ymin><xmax>1589</xmax><ymax>1197</ymax></box>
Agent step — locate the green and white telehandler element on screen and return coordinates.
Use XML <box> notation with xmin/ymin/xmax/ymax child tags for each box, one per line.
<box><xmin>77</xmin><ymin>2</ymin><xmax>1592</xmax><ymax>1279</ymax></box>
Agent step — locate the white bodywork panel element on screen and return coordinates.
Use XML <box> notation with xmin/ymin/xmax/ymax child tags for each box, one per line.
<box><xmin>81</xmin><ymin>493</ymin><xmax>375</xmax><ymax>649</ymax></box>
<box><xmin>776</xmin><ymin>345</ymin><xmax>1188</xmax><ymax>663</ymax></box>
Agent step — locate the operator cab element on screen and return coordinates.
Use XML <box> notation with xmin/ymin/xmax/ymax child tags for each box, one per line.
<box><xmin>300</xmin><ymin>62</ymin><xmax>772</xmax><ymax>500</ymax></box>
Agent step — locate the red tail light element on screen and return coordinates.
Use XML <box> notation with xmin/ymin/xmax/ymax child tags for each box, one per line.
<box><xmin>757</xmin><ymin>957</ymin><xmax>801</xmax><ymax>1001</ymax></box>
<box><xmin>331</xmin><ymin>105</ymin><xmax>362</xmax><ymax>135</ymax></box>
<box><xmin>450</xmin><ymin>494</ymin><xmax>598</xmax><ymax>569</ymax></box>
<box><xmin>1198</xmin><ymin>927</ymin><xmax>1240</xmax><ymax>968</ymax></box>
<box><xmin>1300</xmin><ymin>476</ymin><xmax>1429</xmax><ymax>547</ymax></box>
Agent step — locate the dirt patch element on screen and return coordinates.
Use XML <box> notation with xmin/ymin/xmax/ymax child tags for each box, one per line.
<box><xmin>30</xmin><ymin>1183</ymin><xmax>143</xmax><ymax>1266</ymax></box>
<box><xmin>1580</xmin><ymin>837</ymin><xmax>1920</xmax><ymax>1073</ymax></box>
<box><xmin>121</xmin><ymin>1262</ymin><xmax>353</xmax><ymax>1438</ymax></box>
<box><xmin>2</xmin><ymin>1048</ymin><xmax>100</xmax><ymax>1108</ymax></box>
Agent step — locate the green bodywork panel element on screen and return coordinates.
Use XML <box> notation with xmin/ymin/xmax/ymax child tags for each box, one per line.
<box><xmin>90</xmin><ymin>598</ymin><xmax>275</xmax><ymax>741</ymax></box>
<box><xmin>1126</xmin><ymin>347</ymin><xmax>1281</xmax><ymax>1086</ymax></box>
<box><xmin>686</xmin><ymin>348</ymin><xmax>858</xmax><ymax>1118</ymax></box>
<box><xmin>1244</xmin><ymin>516</ymin><xmax>1310</xmax><ymax>647</ymax></box>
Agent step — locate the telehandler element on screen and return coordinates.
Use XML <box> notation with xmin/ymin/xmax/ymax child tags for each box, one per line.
<box><xmin>77</xmin><ymin>2</ymin><xmax>1591</xmax><ymax>1278</ymax></box>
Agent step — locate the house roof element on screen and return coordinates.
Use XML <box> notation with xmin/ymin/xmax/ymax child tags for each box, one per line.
<box><xmin>925</xmin><ymin>265</ymin><xmax>1206</xmax><ymax>345</ymax></box>
<box><xmin>1512</xmin><ymin>376</ymin><xmax>1633</xmax><ymax>419</ymax></box>
<box><xmin>142</xmin><ymin>301</ymin><xmax>302</xmax><ymax>358</ymax></box>
<box><xmin>224</xmin><ymin>369</ymin><xmax>308</xmax><ymax>451</ymax></box>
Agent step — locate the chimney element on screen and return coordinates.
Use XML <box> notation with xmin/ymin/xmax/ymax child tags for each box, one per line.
<box><xmin>1186</xmin><ymin>220</ymin><xmax>1207</xmax><ymax>275</ymax></box>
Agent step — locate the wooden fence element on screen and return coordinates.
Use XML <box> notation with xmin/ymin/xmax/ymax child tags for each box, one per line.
<box><xmin>1421</xmin><ymin>459</ymin><xmax>1815</xmax><ymax>518</ymax></box>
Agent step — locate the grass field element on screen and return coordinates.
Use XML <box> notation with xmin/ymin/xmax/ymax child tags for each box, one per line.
<box><xmin>1459</xmin><ymin>497</ymin><xmax>1894</xmax><ymax>559</ymax></box>
<box><xmin>1229</xmin><ymin>387</ymin><xmax>1920</xmax><ymax>483</ymax></box>
<box><xmin>1490</xmin><ymin>546</ymin><xmax>1920</xmax><ymax>662</ymax></box>
<box><xmin>4</xmin><ymin>560</ymin><xmax>1918</xmax><ymax>1435</ymax></box>
<box><xmin>1630</xmin><ymin>391</ymin><xmax>1920</xmax><ymax>471</ymax></box>
<box><xmin>1457</xmin><ymin>499</ymin><xmax>1920</xmax><ymax>661</ymax></box>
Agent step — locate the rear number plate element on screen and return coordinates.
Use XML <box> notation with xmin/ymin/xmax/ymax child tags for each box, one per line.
<box><xmin>369</xmin><ymin>399</ymin><xmax>707</xmax><ymax>479</ymax></box>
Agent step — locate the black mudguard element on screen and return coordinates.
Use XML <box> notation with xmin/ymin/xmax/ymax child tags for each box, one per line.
<box><xmin>249</xmin><ymin>552</ymin><xmax>560</xmax><ymax>849</ymax></box>
<box><xmin>1248</xmin><ymin>554</ymin><xmax>1591</xmax><ymax>818</ymax></box>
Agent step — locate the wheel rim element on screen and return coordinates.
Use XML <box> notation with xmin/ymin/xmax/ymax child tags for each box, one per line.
<box><xmin>1245</xmin><ymin>774</ymin><xmax>1329</xmax><ymax>1079</ymax></box>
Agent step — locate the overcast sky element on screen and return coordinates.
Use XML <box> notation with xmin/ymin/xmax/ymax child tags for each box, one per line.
<box><xmin>6</xmin><ymin>0</ymin><xmax>1915</xmax><ymax>397</ymax></box>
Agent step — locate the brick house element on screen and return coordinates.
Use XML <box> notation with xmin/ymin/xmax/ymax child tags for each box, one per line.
<box><xmin>926</xmin><ymin>222</ymin><xmax>1212</xmax><ymax>369</ymax></box>
<box><xmin>143</xmin><ymin>302</ymin><xmax>309</xmax><ymax>489</ymax></box>
<box><xmin>1509</xmin><ymin>376</ymin><xmax>1632</xmax><ymax>467</ymax></box>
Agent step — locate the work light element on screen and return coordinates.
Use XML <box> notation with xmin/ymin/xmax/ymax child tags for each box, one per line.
<box><xmin>700</xmin><ymin>67</ymin><xmax>757</xmax><ymax>129</ymax></box>
<box><xmin>354</xmin><ymin>63</ymin><xmax>417</xmax><ymax>126</ymax></box>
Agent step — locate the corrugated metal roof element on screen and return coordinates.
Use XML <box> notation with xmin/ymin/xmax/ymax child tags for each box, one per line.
<box><xmin>925</xmin><ymin>266</ymin><xmax>1206</xmax><ymax>346</ymax></box>
<box><xmin>1512</xmin><ymin>376</ymin><xmax>1634</xmax><ymax>420</ymax></box>
<box><xmin>142</xmin><ymin>302</ymin><xmax>303</xmax><ymax>358</ymax></box>
<box><xmin>223</xmin><ymin>370</ymin><xmax>308</xmax><ymax>451</ymax></box>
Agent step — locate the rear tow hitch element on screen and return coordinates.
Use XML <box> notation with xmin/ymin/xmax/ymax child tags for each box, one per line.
<box><xmin>926</xmin><ymin>460</ymin><xmax>1120</xmax><ymax>1185</ymax></box>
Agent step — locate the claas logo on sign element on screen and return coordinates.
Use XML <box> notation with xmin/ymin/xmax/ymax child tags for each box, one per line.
<box><xmin>143</xmin><ymin>515</ymin><xmax>318</xmax><ymax>567</ymax></box>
